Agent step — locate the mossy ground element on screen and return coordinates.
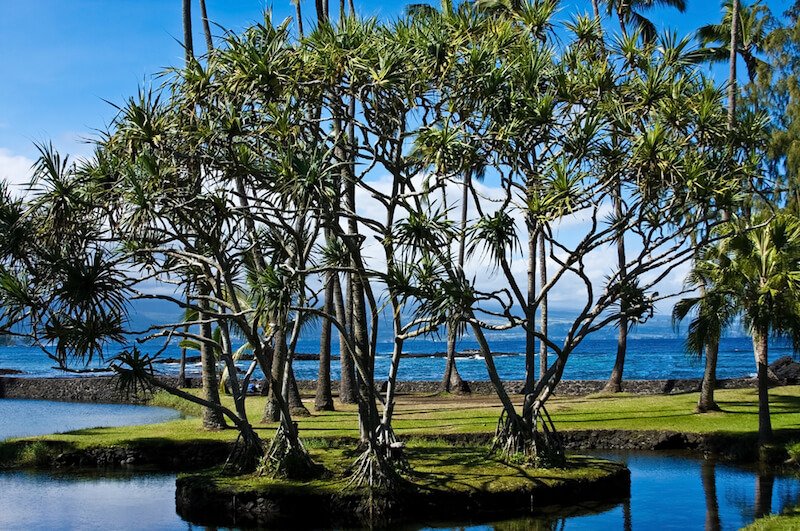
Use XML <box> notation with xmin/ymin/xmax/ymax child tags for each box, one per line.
<box><xmin>5</xmin><ymin>385</ymin><xmax>800</xmax><ymax>468</ymax></box>
<box><xmin>194</xmin><ymin>444</ymin><xmax>620</xmax><ymax>497</ymax></box>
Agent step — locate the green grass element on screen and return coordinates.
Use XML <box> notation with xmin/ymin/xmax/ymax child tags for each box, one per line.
<box><xmin>194</xmin><ymin>445</ymin><xmax>620</xmax><ymax>496</ymax></box>
<box><xmin>5</xmin><ymin>385</ymin><xmax>800</xmax><ymax>469</ymax></box>
<box><xmin>744</xmin><ymin>506</ymin><xmax>800</xmax><ymax>530</ymax></box>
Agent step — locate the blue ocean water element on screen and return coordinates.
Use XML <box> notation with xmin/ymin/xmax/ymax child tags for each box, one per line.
<box><xmin>0</xmin><ymin>314</ymin><xmax>791</xmax><ymax>381</ymax></box>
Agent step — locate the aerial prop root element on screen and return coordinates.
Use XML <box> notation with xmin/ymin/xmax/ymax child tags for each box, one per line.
<box><xmin>223</xmin><ymin>426</ymin><xmax>265</xmax><ymax>475</ymax></box>
<box><xmin>492</xmin><ymin>406</ymin><xmax>565</xmax><ymax>467</ymax></box>
<box><xmin>260</xmin><ymin>422</ymin><xmax>320</xmax><ymax>479</ymax></box>
<box><xmin>375</xmin><ymin>423</ymin><xmax>411</xmax><ymax>473</ymax></box>
<box><xmin>346</xmin><ymin>440</ymin><xmax>403</xmax><ymax>492</ymax></box>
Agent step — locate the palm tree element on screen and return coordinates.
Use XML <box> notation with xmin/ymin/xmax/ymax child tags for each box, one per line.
<box><xmin>698</xmin><ymin>0</ymin><xmax>770</xmax><ymax>86</ymax></box>
<box><xmin>722</xmin><ymin>213</ymin><xmax>800</xmax><ymax>444</ymax></box>
<box><xmin>199</xmin><ymin>0</ymin><xmax>214</xmax><ymax>53</ymax></box>
<box><xmin>601</xmin><ymin>0</ymin><xmax>687</xmax><ymax>41</ymax></box>
<box><xmin>673</xmin><ymin>244</ymin><xmax>738</xmax><ymax>412</ymax></box>
<box><xmin>182</xmin><ymin>0</ymin><xmax>226</xmax><ymax>429</ymax></box>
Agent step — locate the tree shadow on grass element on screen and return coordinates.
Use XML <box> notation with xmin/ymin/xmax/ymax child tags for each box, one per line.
<box><xmin>404</xmin><ymin>447</ymin><xmax>619</xmax><ymax>495</ymax></box>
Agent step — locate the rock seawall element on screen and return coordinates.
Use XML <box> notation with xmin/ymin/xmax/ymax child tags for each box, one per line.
<box><xmin>0</xmin><ymin>375</ymin><xmax>756</xmax><ymax>403</ymax></box>
<box><xmin>0</xmin><ymin>376</ymin><xmax>191</xmax><ymax>403</ymax></box>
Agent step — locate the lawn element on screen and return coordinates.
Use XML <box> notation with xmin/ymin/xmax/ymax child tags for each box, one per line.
<box><xmin>4</xmin><ymin>385</ymin><xmax>800</xmax><ymax>460</ymax></box>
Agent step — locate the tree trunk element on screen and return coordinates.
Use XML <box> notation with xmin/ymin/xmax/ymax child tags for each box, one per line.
<box><xmin>199</xmin><ymin>284</ymin><xmax>226</xmax><ymax>429</ymax></box>
<box><xmin>178</xmin><ymin>323</ymin><xmax>187</xmax><ymax>388</ymax></box>
<box><xmin>335</xmin><ymin>274</ymin><xmax>357</xmax><ymax>403</ymax></box>
<box><xmin>701</xmin><ymin>460</ymin><xmax>721</xmax><ymax>531</ymax></box>
<box><xmin>287</xmin><ymin>364</ymin><xmax>311</xmax><ymax>417</ymax></box>
<box><xmin>591</xmin><ymin>0</ymin><xmax>600</xmax><ymax>19</ymax></box>
<box><xmin>182</xmin><ymin>0</ymin><xmax>193</xmax><ymax>64</ymax></box>
<box><xmin>264</xmin><ymin>323</ymin><xmax>286</xmax><ymax>423</ymax></box>
<box><xmin>198</xmin><ymin>0</ymin><xmax>213</xmax><ymax>53</ymax></box>
<box><xmin>754</xmin><ymin>471</ymin><xmax>775</xmax><ymax>518</ymax></box>
<box><xmin>697</xmin><ymin>338</ymin><xmax>721</xmax><ymax>413</ymax></box>
<box><xmin>538</xmin><ymin>228</ymin><xmax>548</xmax><ymax>382</ymax></box>
<box><xmin>315</xmin><ymin>272</ymin><xmax>335</xmax><ymax>411</ymax></box>
<box><xmin>604</xmin><ymin>175</ymin><xmax>628</xmax><ymax>394</ymax></box>
<box><xmin>728</xmin><ymin>0</ymin><xmax>740</xmax><ymax>129</ymax></box>
<box><xmin>525</xmin><ymin>215</ymin><xmax>537</xmax><ymax>393</ymax></box>
<box><xmin>441</xmin><ymin>171</ymin><xmax>470</xmax><ymax>394</ymax></box>
<box><xmin>294</xmin><ymin>0</ymin><xmax>304</xmax><ymax>37</ymax></box>
<box><xmin>441</xmin><ymin>324</ymin><xmax>467</xmax><ymax>393</ymax></box>
<box><xmin>753</xmin><ymin>326</ymin><xmax>773</xmax><ymax>445</ymax></box>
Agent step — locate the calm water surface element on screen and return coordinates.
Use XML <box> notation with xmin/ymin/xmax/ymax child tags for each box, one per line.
<box><xmin>0</xmin><ymin>398</ymin><xmax>180</xmax><ymax>440</ymax></box>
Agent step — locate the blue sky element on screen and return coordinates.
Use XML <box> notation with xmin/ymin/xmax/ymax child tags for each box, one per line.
<box><xmin>0</xmin><ymin>0</ymin><xmax>792</xmax><ymax>170</ymax></box>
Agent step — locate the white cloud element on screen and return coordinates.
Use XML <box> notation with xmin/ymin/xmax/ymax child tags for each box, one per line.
<box><xmin>0</xmin><ymin>147</ymin><xmax>35</xmax><ymax>192</ymax></box>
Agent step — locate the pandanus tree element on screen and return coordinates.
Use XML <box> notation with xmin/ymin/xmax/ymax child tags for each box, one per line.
<box><xmin>470</xmin><ymin>20</ymin><xmax>741</xmax><ymax>461</ymax></box>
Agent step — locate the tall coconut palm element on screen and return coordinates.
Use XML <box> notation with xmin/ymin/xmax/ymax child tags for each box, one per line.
<box><xmin>182</xmin><ymin>0</ymin><xmax>226</xmax><ymax>429</ymax></box>
<box><xmin>199</xmin><ymin>0</ymin><xmax>213</xmax><ymax>53</ymax></box>
<box><xmin>673</xmin><ymin>244</ymin><xmax>738</xmax><ymax>412</ymax></box>
<box><xmin>601</xmin><ymin>0</ymin><xmax>687</xmax><ymax>394</ymax></box>
<box><xmin>698</xmin><ymin>0</ymin><xmax>770</xmax><ymax>86</ymax></box>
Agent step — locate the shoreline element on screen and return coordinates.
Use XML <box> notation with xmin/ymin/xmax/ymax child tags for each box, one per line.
<box><xmin>0</xmin><ymin>374</ymin><xmax>757</xmax><ymax>404</ymax></box>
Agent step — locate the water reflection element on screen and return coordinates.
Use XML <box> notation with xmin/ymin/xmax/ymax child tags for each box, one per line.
<box><xmin>702</xmin><ymin>459</ymin><xmax>721</xmax><ymax>531</ymax></box>
<box><xmin>415</xmin><ymin>452</ymin><xmax>800</xmax><ymax>531</ymax></box>
<box><xmin>0</xmin><ymin>451</ymin><xmax>796</xmax><ymax>530</ymax></box>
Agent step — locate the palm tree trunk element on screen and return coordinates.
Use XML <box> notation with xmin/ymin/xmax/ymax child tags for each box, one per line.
<box><xmin>605</xmin><ymin>176</ymin><xmax>628</xmax><ymax>393</ymax></box>
<box><xmin>755</xmin><ymin>471</ymin><xmax>775</xmax><ymax>518</ymax></box>
<box><xmin>441</xmin><ymin>172</ymin><xmax>470</xmax><ymax>393</ymax></box>
<box><xmin>315</xmin><ymin>271</ymin><xmax>335</xmax><ymax>411</ymax></box>
<box><xmin>287</xmin><ymin>364</ymin><xmax>310</xmax><ymax>417</ymax></box>
<box><xmin>264</xmin><ymin>322</ymin><xmax>286</xmax><ymax>422</ymax></box>
<box><xmin>753</xmin><ymin>326</ymin><xmax>773</xmax><ymax>445</ymax></box>
<box><xmin>538</xmin><ymin>228</ymin><xmax>548</xmax><ymax>381</ymax></box>
<box><xmin>178</xmin><ymin>323</ymin><xmax>188</xmax><ymax>387</ymax></box>
<box><xmin>294</xmin><ymin>0</ymin><xmax>304</xmax><ymax>37</ymax></box>
<box><xmin>441</xmin><ymin>325</ymin><xmax>467</xmax><ymax>393</ymax></box>
<box><xmin>182</xmin><ymin>0</ymin><xmax>194</xmax><ymax>63</ymax></box>
<box><xmin>728</xmin><ymin>0</ymin><xmax>740</xmax><ymax>129</ymax></box>
<box><xmin>336</xmin><ymin>274</ymin><xmax>357</xmax><ymax>403</ymax></box>
<box><xmin>697</xmin><ymin>338</ymin><xmax>721</xmax><ymax>412</ymax></box>
<box><xmin>199</xmin><ymin>0</ymin><xmax>213</xmax><ymax>53</ymax></box>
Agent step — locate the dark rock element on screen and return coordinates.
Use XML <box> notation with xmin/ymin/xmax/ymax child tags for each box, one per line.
<box><xmin>0</xmin><ymin>369</ymin><xmax>24</xmax><ymax>375</ymax></box>
<box><xmin>770</xmin><ymin>356</ymin><xmax>800</xmax><ymax>384</ymax></box>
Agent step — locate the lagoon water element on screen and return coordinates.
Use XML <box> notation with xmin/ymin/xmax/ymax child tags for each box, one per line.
<box><xmin>0</xmin><ymin>399</ymin><xmax>180</xmax><ymax>440</ymax></box>
<box><xmin>1</xmin><ymin>448</ymin><xmax>798</xmax><ymax>530</ymax></box>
